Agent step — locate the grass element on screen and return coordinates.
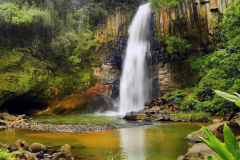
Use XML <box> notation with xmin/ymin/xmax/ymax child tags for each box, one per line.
<box><xmin>170</xmin><ymin>111</ymin><xmax>212</xmax><ymax>122</ymax></box>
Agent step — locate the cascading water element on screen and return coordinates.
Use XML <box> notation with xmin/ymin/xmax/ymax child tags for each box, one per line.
<box><xmin>119</xmin><ymin>3</ymin><xmax>151</xmax><ymax>115</ymax></box>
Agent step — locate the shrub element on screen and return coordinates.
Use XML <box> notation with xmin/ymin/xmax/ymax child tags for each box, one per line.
<box><xmin>168</xmin><ymin>89</ymin><xmax>185</xmax><ymax>106</ymax></box>
<box><xmin>0</xmin><ymin>149</ymin><xmax>15</xmax><ymax>160</ymax></box>
<box><xmin>221</xmin><ymin>0</ymin><xmax>240</xmax><ymax>49</ymax></box>
<box><xmin>149</xmin><ymin>0</ymin><xmax>184</xmax><ymax>11</ymax></box>
<box><xmin>0</xmin><ymin>2</ymin><xmax>51</xmax><ymax>26</ymax></box>
<box><xmin>166</xmin><ymin>36</ymin><xmax>192</xmax><ymax>60</ymax></box>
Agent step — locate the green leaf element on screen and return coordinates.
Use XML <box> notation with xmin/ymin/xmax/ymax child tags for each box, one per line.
<box><xmin>224</xmin><ymin>125</ymin><xmax>240</xmax><ymax>159</ymax></box>
<box><xmin>214</xmin><ymin>90</ymin><xmax>240</xmax><ymax>102</ymax></box>
<box><xmin>199</xmin><ymin>126</ymin><xmax>235</xmax><ymax>160</ymax></box>
<box><xmin>235</xmin><ymin>101</ymin><xmax>240</xmax><ymax>108</ymax></box>
<box><xmin>235</xmin><ymin>92</ymin><xmax>240</xmax><ymax>98</ymax></box>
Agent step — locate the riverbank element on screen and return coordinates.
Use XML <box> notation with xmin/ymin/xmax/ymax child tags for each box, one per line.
<box><xmin>124</xmin><ymin>98</ymin><xmax>214</xmax><ymax>122</ymax></box>
<box><xmin>14</xmin><ymin>121</ymin><xmax>151</xmax><ymax>133</ymax></box>
<box><xmin>0</xmin><ymin>112</ymin><xmax>152</xmax><ymax>133</ymax></box>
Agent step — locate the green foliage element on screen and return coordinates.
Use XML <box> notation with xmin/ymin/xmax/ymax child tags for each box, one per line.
<box><xmin>149</xmin><ymin>0</ymin><xmax>183</xmax><ymax>11</ymax></box>
<box><xmin>0</xmin><ymin>149</ymin><xmax>15</xmax><ymax>160</ymax></box>
<box><xmin>168</xmin><ymin>89</ymin><xmax>185</xmax><ymax>106</ymax></box>
<box><xmin>0</xmin><ymin>0</ymin><xmax>98</xmax><ymax>103</ymax></box>
<box><xmin>0</xmin><ymin>2</ymin><xmax>51</xmax><ymax>26</ymax></box>
<box><xmin>170</xmin><ymin>111</ymin><xmax>211</xmax><ymax>122</ymax></box>
<box><xmin>168</xmin><ymin>46</ymin><xmax>240</xmax><ymax>113</ymax></box>
<box><xmin>164</xmin><ymin>0</ymin><xmax>240</xmax><ymax>114</ymax></box>
<box><xmin>221</xmin><ymin>0</ymin><xmax>240</xmax><ymax>49</ymax></box>
<box><xmin>188</xmin><ymin>55</ymin><xmax>209</xmax><ymax>70</ymax></box>
<box><xmin>0</xmin><ymin>49</ymin><xmax>49</xmax><ymax>100</ymax></box>
<box><xmin>199</xmin><ymin>125</ymin><xmax>240</xmax><ymax>160</ymax></box>
<box><xmin>166</xmin><ymin>36</ymin><xmax>192</xmax><ymax>60</ymax></box>
<box><xmin>50</xmin><ymin>28</ymin><xmax>95</xmax><ymax>72</ymax></box>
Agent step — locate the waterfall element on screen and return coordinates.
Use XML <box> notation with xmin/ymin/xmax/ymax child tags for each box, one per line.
<box><xmin>119</xmin><ymin>3</ymin><xmax>151</xmax><ymax>115</ymax></box>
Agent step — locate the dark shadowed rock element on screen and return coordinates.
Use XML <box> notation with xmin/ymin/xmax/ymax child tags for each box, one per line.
<box><xmin>0</xmin><ymin>120</ymin><xmax>7</xmax><ymax>126</ymax></box>
<box><xmin>36</xmin><ymin>151</ymin><xmax>44</xmax><ymax>159</ymax></box>
<box><xmin>16</xmin><ymin>150</ymin><xmax>38</xmax><ymax>160</ymax></box>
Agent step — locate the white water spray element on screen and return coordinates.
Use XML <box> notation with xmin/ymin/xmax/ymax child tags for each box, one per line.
<box><xmin>119</xmin><ymin>3</ymin><xmax>151</xmax><ymax>115</ymax></box>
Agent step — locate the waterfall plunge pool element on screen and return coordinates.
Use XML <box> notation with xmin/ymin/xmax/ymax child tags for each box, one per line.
<box><xmin>0</xmin><ymin>115</ymin><xmax>209</xmax><ymax>160</ymax></box>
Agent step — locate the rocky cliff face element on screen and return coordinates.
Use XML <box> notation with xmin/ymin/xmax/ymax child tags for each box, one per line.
<box><xmin>92</xmin><ymin>0</ymin><xmax>235</xmax><ymax>107</ymax></box>
<box><xmin>155</xmin><ymin>0</ymin><xmax>233</xmax><ymax>47</ymax></box>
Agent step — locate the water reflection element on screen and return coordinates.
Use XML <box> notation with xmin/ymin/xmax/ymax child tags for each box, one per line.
<box><xmin>0</xmin><ymin>123</ymin><xmax>207</xmax><ymax>160</ymax></box>
<box><xmin>120</xmin><ymin>127</ymin><xmax>145</xmax><ymax>160</ymax></box>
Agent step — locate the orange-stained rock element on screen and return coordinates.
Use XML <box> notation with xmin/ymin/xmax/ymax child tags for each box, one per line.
<box><xmin>125</xmin><ymin>114</ymin><xmax>147</xmax><ymax>121</ymax></box>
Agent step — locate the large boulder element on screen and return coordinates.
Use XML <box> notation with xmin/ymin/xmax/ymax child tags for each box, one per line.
<box><xmin>53</xmin><ymin>144</ymin><xmax>73</xmax><ymax>160</ymax></box>
<box><xmin>29</xmin><ymin>143</ymin><xmax>47</xmax><ymax>153</ymax></box>
<box><xmin>186</xmin><ymin>121</ymin><xmax>240</xmax><ymax>142</ymax></box>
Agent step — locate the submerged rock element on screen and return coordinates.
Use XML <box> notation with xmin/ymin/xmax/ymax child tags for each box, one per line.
<box><xmin>29</xmin><ymin>143</ymin><xmax>47</xmax><ymax>153</ymax></box>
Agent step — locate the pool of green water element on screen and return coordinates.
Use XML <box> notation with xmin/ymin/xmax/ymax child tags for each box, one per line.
<box><xmin>0</xmin><ymin>116</ymin><xmax>208</xmax><ymax>160</ymax></box>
